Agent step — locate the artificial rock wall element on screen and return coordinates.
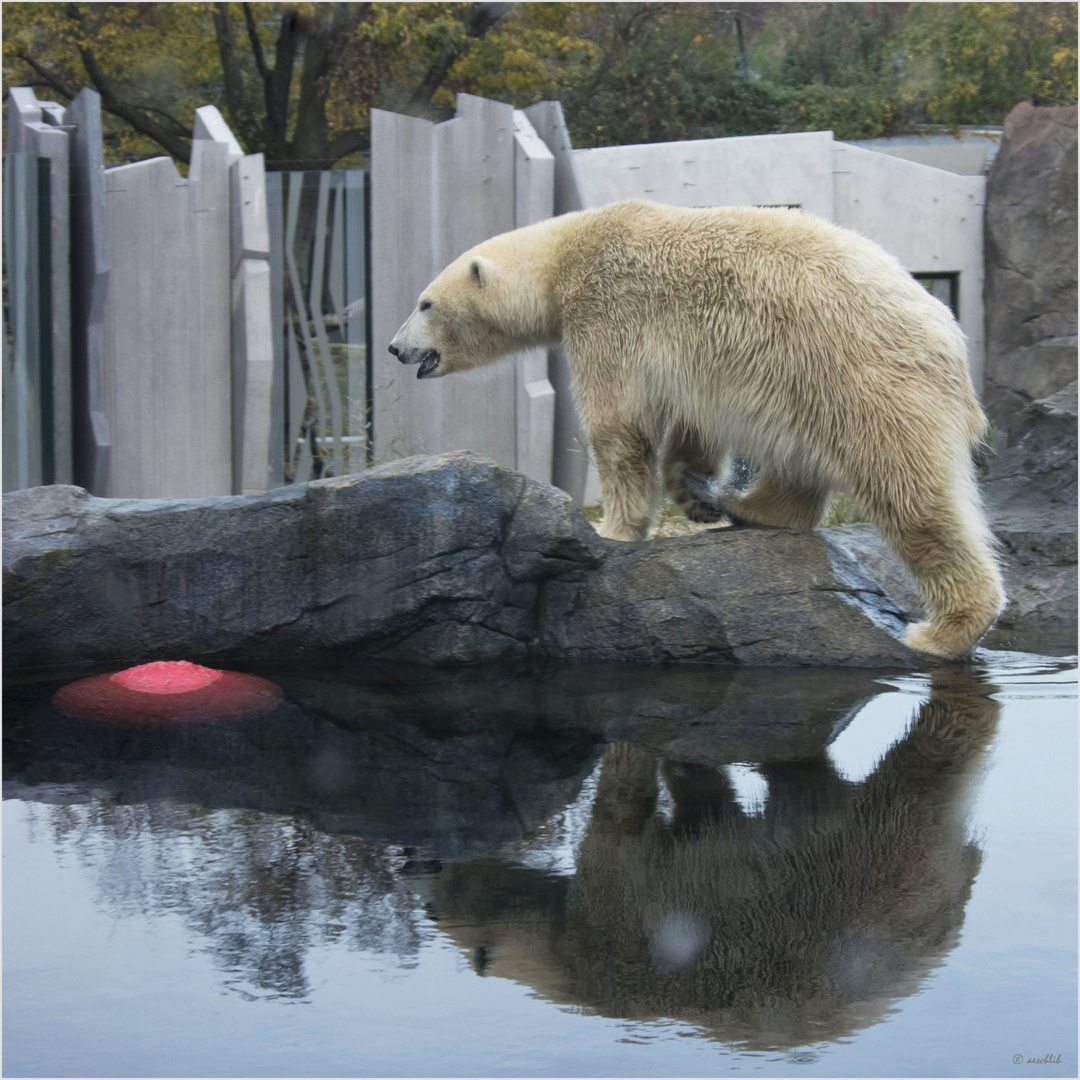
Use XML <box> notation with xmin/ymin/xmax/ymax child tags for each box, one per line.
<box><xmin>984</xmin><ymin>102</ymin><xmax>1078</xmax><ymax>427</ymax></box>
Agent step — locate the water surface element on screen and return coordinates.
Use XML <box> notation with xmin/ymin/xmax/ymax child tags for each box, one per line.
<box><xmin>4</xmin><ymin>655</ymin><xmax>1076</xmax><ymax>1077</ymax></box>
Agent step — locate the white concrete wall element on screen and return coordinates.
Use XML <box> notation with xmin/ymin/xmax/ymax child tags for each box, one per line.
<box><xmin>845</xmin><ymin>142</ymin><xmax>989</xmax><ymax>175</ymax></box>
<box><xmin>193</xmin><ymin>106</ymin><xmax>276</xmax><ymax>496</ymax></box>
<box><xmin>66</xmin><ymin>89</ymin><xmax>113</xmax><ymax>497</ymax></box>
<box><xmin>102</xmin><ymin>143</ymin><xmax>233</xmax><ymax>497</ymax></box>
<box><xmin>833</xmin><ymin>143</ymin><xmax>985</xmax><ymax>386</ymax></box>
<box><xmin>7</xmin><ymin>88</ymin><xmax>277</xmax><ymax>499</ymax></box>
<box><xmin>524</xmin><ymin>100</ymin><xmax>590</xmax><ymax>502</ymax></box>
<box><xmin>6</xmin><ymin>88</ymin><xmax>73</xmax><ymax>485</ymax></box>
<box><xmin>573</xmin><ymin>130</ymin><xmax>837</xmax><ymax>218</ymax></box>
<box><xmin>371</xmin><ymin>94</ymin><xmax>556</xmax><ymax>483</ymax></box>
<box><xmin>512</xmin><ymin>110</ymin><xmax>557</xmax><ymax>486</ymax></box>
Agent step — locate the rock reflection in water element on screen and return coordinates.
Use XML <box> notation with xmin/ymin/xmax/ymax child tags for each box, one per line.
<box><xmin>422</xmin><ymin>667</ymin><xmax>1000</xmax><ymax>1050</ymax></box>
<box><xmin>4</xmin><ymin>661</ymin><xmax>1000</xmax><ymax>1044</ymax></box>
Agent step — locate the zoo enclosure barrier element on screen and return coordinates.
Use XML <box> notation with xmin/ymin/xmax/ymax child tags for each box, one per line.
<box><xmin>3</xmin><ymin>88</ymin><xmax>379</xmax><ymax>499</ymax></box>
<box><xmin>266</xmin><ymin>169</ymin><xmax>370</xmax><ymax>488</ymax></box>
<box><xmin>5</xmin><ymin>86</ymin><xmax>985</xmax><ymax>503</ymax></box>
<box><xmin>4</xmin><ymin>87</ymin><xmax>277</xmax><ymax>498</ymax></box>
<box><xmin>3</xmin><ymin>88</ymin><xmax>572</xmax><ymax>500</ymax></box>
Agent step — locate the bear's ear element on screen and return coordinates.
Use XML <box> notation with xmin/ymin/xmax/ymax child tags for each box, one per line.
<box><xmin>469</xmin><ymin>256</ymin><xmax>496</xmax><ymax>290</ymax></box>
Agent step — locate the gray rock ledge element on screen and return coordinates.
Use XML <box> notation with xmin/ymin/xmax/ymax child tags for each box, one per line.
<box><xmin>4</xmin><ymin>451</ymin><xmax>919</xmax><ymax>669</ymax></box>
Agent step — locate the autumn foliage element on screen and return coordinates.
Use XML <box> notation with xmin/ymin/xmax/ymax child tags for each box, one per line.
<box><xmin>3</xmin><ymin>3</ymin><xmax>1076</xmax><ymax>168</ymax></box>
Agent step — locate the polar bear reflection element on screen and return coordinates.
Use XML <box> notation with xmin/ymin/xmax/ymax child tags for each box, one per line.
<box><xmin>422</xmin><ymin>670</ymin><xmax>998</xmax><ymax>1050</ymax></box>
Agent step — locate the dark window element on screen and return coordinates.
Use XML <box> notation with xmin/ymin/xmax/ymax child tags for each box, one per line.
<box><xmin>914</xmin><ymin>272</ymin><xmax>959</xmax><ymax>318</ymax></box>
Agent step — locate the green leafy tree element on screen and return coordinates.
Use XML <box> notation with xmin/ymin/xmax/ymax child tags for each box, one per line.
<box><xmin>2</xmin><ymin>2</ymin><xmax>525</xmax><ymax>167</ymax></box>
<box><xmin>4</xmin><ymin>2</ymin><xmax>1077</xmax><ymax>167</ymax></box>
<box><xmin>751</xmin><ymin>1</ymin><xmax>1077</xmax><ymax>139</ymax></box>
<box><xmin>902</xmin><ymin>2</ymin><xmax>1078</xmax><ymax>126</ymax></box>
<box><xmin>557</xmin><ymin>3</ymin><xmax>742</xmax><ymax>146</ymax></box>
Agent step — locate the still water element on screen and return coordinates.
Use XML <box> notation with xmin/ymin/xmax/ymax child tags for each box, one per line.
<box><xmin>4</xmin><ymin>654</ymin><xmax>1076</xmax><ymax>1078</ymax></box>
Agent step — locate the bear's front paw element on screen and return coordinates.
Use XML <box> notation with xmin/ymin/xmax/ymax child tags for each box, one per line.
<box><xmin>597</xmin><ymin>518</ymin><xmax>649</xmax><ymax>542</ymax></box>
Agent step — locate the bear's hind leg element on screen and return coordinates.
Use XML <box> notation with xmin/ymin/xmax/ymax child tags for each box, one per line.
<box><xmin>661</xmin><ymin>424</ymin><xmax>737</xmax><ymax>524</ymax></box>
<box><xmin>724</xmin><ymin>472</ymin><xmax>832</xmax><ymax>529</ymax></box>
<box><xmin>862</xmin><ymin>480</ymin><xmax>1005</xmax><ymax>659</ymax></box>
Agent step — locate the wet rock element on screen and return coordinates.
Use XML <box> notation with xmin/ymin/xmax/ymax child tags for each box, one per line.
<box><xmin>3</xmin><ymin>451</ymin><xmax>919</xmax><ymax>669</ymax></box>
<box><xmin>983</xmin><ymin>102</ymin><xmax>1077</xmax><ymax>427</ymax></box>
<box><xmin>542</xmin><ymin>526</ymin><xmax>912</xmax><ymax>666</ymax></box>
<box><xmin>982</xmin><ymin>381</ymin><xmax>1078</xmax><ymax>526</ymax></box>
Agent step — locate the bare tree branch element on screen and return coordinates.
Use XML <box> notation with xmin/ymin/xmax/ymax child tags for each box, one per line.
<box><xmin>327</xmin><ymin>127</ymin><xmax>370</xmax><ymax>163</ymax></box>
<box><xmin>263</xmin><ymin>8</ymin><xmax>302</xmax><ymax>151</ymax></box>
<box><xmin>211</xmin><ymin>2</ymin><xmax>261</xmax><ymax>150</ymax></box>
<box><xmin>242</xmin><ymin>2</ymin><xmax>272</xmax><ymax>85</ymax></box>
<box><xmin>404</xmin><ymin>2</ymin><xmax>514</xmax><ymax>115</ymax></box>
<box><xmin>133</xmin><ymin>104</ymin><xmax>193</xmax><ymax>137</ymax></box>
<box><xmin>75</xmin><ymin>37</ymin><xmax>193</xmax><ymax>160</ymax></box>
<box><xmin>11</xmin><ymin>51</ymin><xmax>78</xmax><ymax>102</ymax></box>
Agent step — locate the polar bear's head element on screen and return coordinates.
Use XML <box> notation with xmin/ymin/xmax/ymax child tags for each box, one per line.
<box><xmin>388</xmin><ymin>227</ymin><xmax>560</xmax><ymax>379</ymax></box>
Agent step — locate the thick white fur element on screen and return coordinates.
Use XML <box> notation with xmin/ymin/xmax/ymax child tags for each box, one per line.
<box><xmin>390</xmin><ymin>199</ymin><xmax>1005</xmax><ymax>659</ymax></box>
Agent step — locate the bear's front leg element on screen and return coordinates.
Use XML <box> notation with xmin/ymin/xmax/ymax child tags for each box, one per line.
<box><xmin>588</xmin><ymin>422</ymin><xmax>659</xmax><ymax>541</ymax></box>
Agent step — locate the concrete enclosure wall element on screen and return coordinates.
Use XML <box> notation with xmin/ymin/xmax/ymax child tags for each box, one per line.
<box><xmin>5</xmin><ymin>89</ymin><xmax>73</xmax><ymax>487</ymax></box>
<box><xmin>102</xmin><ymin>143</ymin><xmax>233</xmax><ymax>497</ymax></box>
<box><xmin>371</xmin><ymin>94</ymin><xmax>557</xmax><ymax>485</ymax></box>
<box><xmin>7</xmin><ymin>87</ymin><xmax>998</xmax><ymax>507</ymax></box>
<box><xmin>5</xmin><ymin>88</ymin><xmax>274</xmax><ymax>499</ymax></box>
<box><xmin>573</xmin><ymin>131</ymin><xmax>837</xmax><ymax>219</ymax></box>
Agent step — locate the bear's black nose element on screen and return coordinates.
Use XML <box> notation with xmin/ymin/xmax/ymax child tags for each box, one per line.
<box><xmin>388</xmin><ymin>342</ymin><xmax>400</xmax><ymax>357</ymax></box>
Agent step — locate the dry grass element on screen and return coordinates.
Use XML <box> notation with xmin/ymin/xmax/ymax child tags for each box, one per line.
<box><xmin>821</xmin><ymin>493</ymin><xmax>869</xmax><ymax>526</ymax></box>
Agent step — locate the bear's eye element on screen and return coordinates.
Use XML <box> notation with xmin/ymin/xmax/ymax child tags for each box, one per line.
<box><xmin>419</xmin><ymin>299</ymin><xmax>433</xmax><ymax>313</ymax></box>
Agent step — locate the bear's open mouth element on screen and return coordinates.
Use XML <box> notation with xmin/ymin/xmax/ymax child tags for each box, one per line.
<box><xmin>417</xmin><ymin>350</ymin><xmax>440</xmax><ymax>379</ymax></box>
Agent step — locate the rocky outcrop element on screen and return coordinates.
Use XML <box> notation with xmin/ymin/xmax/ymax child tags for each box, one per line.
<box><xmin>983</xmin><ymin>102</ymin><xmax>1078</xmax><ymax>428</ymax></box>
<box><xmin>980</xmin><ymin>380</ymin><xmax>1078</xmax><ymax>650</ymax></box>
<box><xmin>831</xmin><ymin>382</ymin><xmax>1078</xmax><ymax>654</ymax></box>
<box><xmin>4</xmin><ymin>451</ymin><xmax>918</xmax><ymax>670</ymax></box>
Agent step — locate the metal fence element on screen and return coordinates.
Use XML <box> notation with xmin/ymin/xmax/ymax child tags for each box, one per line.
<box><xmin>2</xmin><ymin>153</ymin><xmax>53</xmax><ymax>492</ymax></box>
<box><xmin>266</xmin><ymin>170</ymin><xmax>370</xmax><ymax>486</ymax></box>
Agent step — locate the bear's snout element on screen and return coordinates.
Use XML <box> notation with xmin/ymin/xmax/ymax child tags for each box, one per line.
<box><xmin>389</xmin><ymin>337</ymin><xmax>441</xmax><ymax>379</ymax></box>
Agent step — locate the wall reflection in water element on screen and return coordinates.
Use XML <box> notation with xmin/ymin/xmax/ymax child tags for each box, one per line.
<box><xmin>4</xmin><ymin>662</ymin><xmax>1000</xmax><ymax>1046</ymax></box>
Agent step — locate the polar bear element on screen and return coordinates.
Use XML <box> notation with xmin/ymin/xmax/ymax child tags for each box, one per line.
<box><xmin>389</xmin><ymin>199</ymin><xmax>1004</xmax><ymax>659</ymax></box>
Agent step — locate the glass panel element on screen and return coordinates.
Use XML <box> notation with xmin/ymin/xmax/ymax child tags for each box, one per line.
<box><xmin>914</xmin><ymin>273</ymin><xmax>959</xmax><ymax>317</ymax></box>
<box><xmin>267</xmin><ymin>170</ymin><xmax>370</xmax><ymax>484</ymax></box>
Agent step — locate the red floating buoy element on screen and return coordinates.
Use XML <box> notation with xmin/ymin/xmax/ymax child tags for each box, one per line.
<box><xmin>52</xmin><ymin>660</ymin><xmax>283</xmax><ymax>723</ymax></box>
